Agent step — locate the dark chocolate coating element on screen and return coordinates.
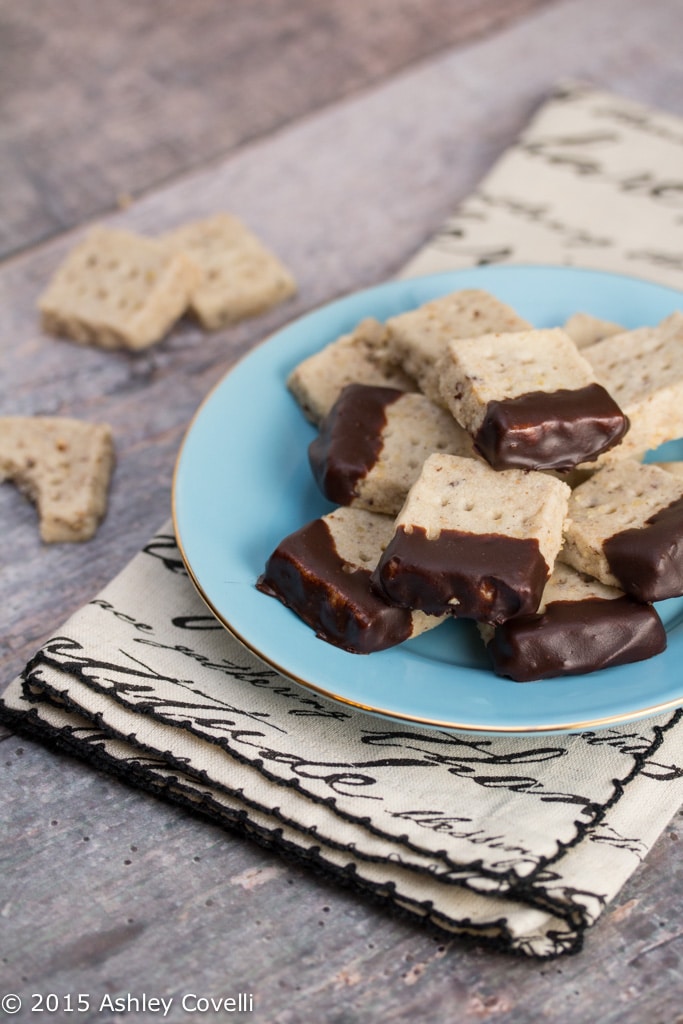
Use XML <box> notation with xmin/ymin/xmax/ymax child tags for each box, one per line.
<box><xmin>371</xmin><ymin>525</ymin><xmax>549</xmax><ymax>623</ymax></box>
<box><xmin>471</xmin><ymin>383</ymin><xmax>629</xmax><ymax>471</ymax></box>
<box><xmin>256</xmin><ymin>517</ymin><xmax>414</xmax><ymax>653</ymax></box>
<box><xmin>486</xmin><ymin>596</ymin><xmax>666</xmax><ymax>682</ymax></box>
<box><xmin>308</xmin><ymin>384</ymin><xmax>404</xmax><ymax>504</ymax></box>
<box><xmin>603</xmin><ymin>494</ymin><xmax>683</xmax><ymax>601</ymax></box>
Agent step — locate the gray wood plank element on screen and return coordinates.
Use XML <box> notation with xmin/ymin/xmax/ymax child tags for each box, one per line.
<box><xmin>3</xmin><ymin>0</ymin><xmax>683</xmax><ymax>1018</ymax></box>
<box><xmin>0</xmin><ymin>0</ymin><xmax>555</xmax><ymax>261</ymax></box>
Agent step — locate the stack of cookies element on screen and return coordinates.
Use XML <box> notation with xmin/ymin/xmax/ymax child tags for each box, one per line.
<box><xmin>258</xmin><ymin>288</ymin><xmax>683</xmax><ymax>681</ymax></box>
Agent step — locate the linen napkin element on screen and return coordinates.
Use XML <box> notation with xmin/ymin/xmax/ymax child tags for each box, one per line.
<box><xmin>4</xmin><ymin>81</ymin><xmax>683</xmax><ymax>960</ymax></box>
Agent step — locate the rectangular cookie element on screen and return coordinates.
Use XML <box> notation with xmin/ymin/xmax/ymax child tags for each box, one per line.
<box><xmin>480</xmin><ymin>563</ymin><xmax>666</xmax><ymax>681</ymax></box>
<box><xmin>287</xmin><ymin>318</ymin><xmax>416</xmax><ymax>425</ymax></box>
<box><xmin>371</xmin><ymin>454</ymin><xmax>570</xmax><ymax>623</ymax></box>
<box><xmin>162</xmin><ymin>213</ymin><xmax>296</xmax><ymax>329</ymax></box>
<box><xmin>308</xmin><ymin>384</ymin><xmax>476</xmax><ymax>515</ymax></box>
<box><xmin>0</xmin><ymin>416</ymin><xmax>114</xmax><ymax>542</ymax></box>
<box><xmin>38</xmin><ymin>226</ymin><xmax>200</xmax><ymax>350</ymax></box>
<box><xmin>561</xmin><ymin>460</ymin><xmax>683</xmax><ymax>601</ymax></box>
<box><xmin>385</xmin><ymin>289</ymin><xmax>530</xmax><ymax>405</ymax></box>
<box><xmin>437</xmin><ymin>327</ymin><xmax>628</xmax><ymax>471</ymax></box>
<box><xmin>583</xmin><ymin>312</ymin><xmax>683</xmax><ymax>463</ymax></box>
<box><xmin>563</xmin><ymin>312</ymin><xmax>623</xmax><ymax>349</ymax></box>
<box><xmin>256</xmin><ymin>506</ymin><xmax>445</xmax><ymax>653</ymax></box>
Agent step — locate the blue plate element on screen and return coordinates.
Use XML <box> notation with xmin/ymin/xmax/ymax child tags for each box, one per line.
<box><xmin>173</xmin><ymin>266</ymin><xmax>683</xmax><ymax>734</ymax></box>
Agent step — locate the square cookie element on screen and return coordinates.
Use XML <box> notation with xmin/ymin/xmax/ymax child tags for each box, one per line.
<box><xmin>583</xmin><ymin>312</ymin><xmax>683</xmax><ymax>464</ymax></box>
<box><xmin>38</xmin><ymin>226</ymin><xmax>200</xmax><ymax>350</ymax></box>
<box><xmin>287</xmin><ymin>318</ymin><xmax>416</xmax><ymax>425</ymax></box>
<box><xmin>561</xmin><ymin>460</ymin><xmax>683</xmax><ymax>601</ymax></box>
<box><xmin>386</xmin><ymin>289</ymin><xmax>530</xmax><ymax>405</ymax></box>
<box><xmin>0</xmin><ymin>416</ymin><xmax>115</xmax><ymax>542</ymax></box>
<box><xmin>163</xmin><ymin>213</ymin><xmax>296</xmax><ymax>329</ymax></box>
<box><xmin>256</xmin><ymin>506</ymin><xmax>444</xmax><ymax>653</ymax></box>
<box><xmin>480</xmin><ymin>563</ymin><xmax>666</xmax><ymax>681</ymax></box>
<box><xmin>437</xmin><ymin>327</ymin><xmax>628</xmax><ymax>471</ymax></box>
<box><xmin>308</xmin><ymin>384</ymin><xmax>476</xmax><ymax>515</ymax></box>
<box><xmin>371</xmin><ymin>454</ymin><xmax>570</xmax><ymax>623</ymax></box>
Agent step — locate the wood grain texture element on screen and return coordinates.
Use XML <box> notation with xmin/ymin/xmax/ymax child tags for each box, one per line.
<box><xmin>0</xmin><ymin>0</ymin><xmax>555</xmax><ymax>261</ymax></box>
<box><xmin>3</xmin><ymin>0</ymin><xmax>683</xmax><ymax>1018</ymax></box>
<box><xmin>3</xmin><ymin>733</ymin><xmax>683</xmax><ymax>1023</ymax></box>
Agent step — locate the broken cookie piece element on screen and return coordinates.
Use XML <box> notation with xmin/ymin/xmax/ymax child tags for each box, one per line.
<box><xmin>308</xmin><ymin>384</ymin><xmax>476</xmax><ymax>515</ymax></box>
<box><xmin>287</xmin><ymin>318</ymin><xmax>416</xmax><ymax>426</ymax></box>
<box><xmin>437</xmin><ymin>327</ymin><xmax>628</xmax><ymax>471</ymax></box>
<box><xmin>561</xmin><ymin>460</ymin><xmax>683</xmax><ymax>602</ymax></box>
<box><xmin>480</xmin><ymin>563</ymin><xmax>666</xmax><ymax>681</ymax></box>
<box><xmin>256</xmin><ymin>506</ymin><xmax>444</xmax><ymax>652</ymax></box>
<box><xmin>371</xmin><ymin>454</ymin><xmax>570</xmax><ymax>623</ymax></box>
<box><xmin>386</xmin><ymin>289</ymin><xmax>530</xmax><ymax>405</ymax></box>
<box><xmin>38</xmin><ymin>226</ymin><xmax>200</xmax><ymax>350</ymax></box>
<box><xmin>0</xmin><ymin>416</ymin><xmax>115</xmax><ymax>542</ymax></box>
<box><xmin>162</xmin><ymin>213</ymin><xmax>296</xmax><ymax>329</ymax></box>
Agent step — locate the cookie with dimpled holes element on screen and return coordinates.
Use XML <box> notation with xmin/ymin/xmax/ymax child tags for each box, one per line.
<box><xmin>372</xmin><ymin>453</ymin><xmax>570</xmax><ymax>623</ymax></box>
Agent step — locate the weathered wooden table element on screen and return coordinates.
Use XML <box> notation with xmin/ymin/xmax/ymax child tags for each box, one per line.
<box><xmin>3</xmin><ymin>2</ymin><xmax>683</xmax><ymax>1020</ymax></box>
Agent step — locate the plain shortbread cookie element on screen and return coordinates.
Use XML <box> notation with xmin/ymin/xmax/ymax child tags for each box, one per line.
<box><xmin>162</xmin><ymin>213</ymin><xmax>296</xmax><ymax>329</ymax></box>
<box><xmin>38</xmin><ymin>226</ymin><xmax>200</xmax><ymax>350</ymax></box>
<box><xmin>385</xmin><ymin>288</ymin><xmax>531</xmax><ymax>405</ymax></box>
